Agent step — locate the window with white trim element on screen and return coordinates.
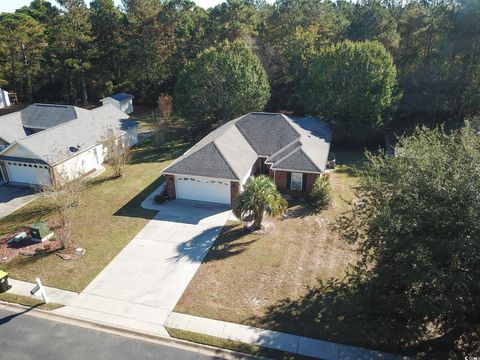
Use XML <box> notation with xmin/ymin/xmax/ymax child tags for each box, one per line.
<box><xmin>290</xmin><ymin>172</ymin><xmax>303</xmax><ymax>191</ymax></box>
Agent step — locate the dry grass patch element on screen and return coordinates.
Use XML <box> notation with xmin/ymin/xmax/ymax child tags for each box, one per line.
<box><xmin>175</xmin><ymin>168</ymin><xmax>359</xmax><ymax>328</ymax></box>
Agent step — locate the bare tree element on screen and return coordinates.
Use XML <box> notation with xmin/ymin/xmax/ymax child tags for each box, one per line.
<box><xmin>152</xmin><ymin>93</ymin><xmax>172</xmax><ymax>149</ymax></box>
<box><xmin>39</xmin><ymin>172</ymin><xmax>84</xmax><ymax>250</ymax></box>
<box><xmin>104</xmin><ymin>130</ymin><xmax>131</xmax><ymax>179</ymax></box>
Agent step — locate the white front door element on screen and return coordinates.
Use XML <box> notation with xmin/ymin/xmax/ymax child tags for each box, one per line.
<box><xmin>175</xmin><ymin>176</ymin><xmax>231</xmax><ymax>204</ymax></box>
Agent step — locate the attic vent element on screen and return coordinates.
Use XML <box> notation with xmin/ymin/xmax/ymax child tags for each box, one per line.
<box><xmin>69</xmin><ymin>146</ymin><xmax>78</xmax><ymax>153</ymax></box>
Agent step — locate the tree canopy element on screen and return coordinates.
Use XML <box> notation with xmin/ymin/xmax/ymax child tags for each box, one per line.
<box><xmin>302</xmin><ymin>40</ymin><xmax>397</xmax><ymax>141</ymax></box>
<box><xmin>338</xmin><ymin>124</ymin><xmax>480</xmax><ymax>354</ymax></box>
<box><xmin>174</xmin><ymin>40</ymin><xmax>270</xmax><ymax>126</ymax></box>
<box><xmin>0</xmin><ymin>0</ymin><xmax>478</xmax><ymax>140</ymax></box>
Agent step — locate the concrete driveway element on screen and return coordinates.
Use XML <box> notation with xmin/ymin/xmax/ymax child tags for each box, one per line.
<box><xmin>0</xmin><ymin>185</ymin><xmax>38</xmax><ymax>219</ymax></box>
<box><xmin>55</xmin><ymin>200</ymin><xmax>232</xmax><ymax>337</ymax></box>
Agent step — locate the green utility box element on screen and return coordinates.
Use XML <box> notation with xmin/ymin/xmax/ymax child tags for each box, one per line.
<box><xmin>30</xmin><ymin>221</ymin><xmax>50</xmax><ymax>240</ymax></box>
<box><xmin>0</xmin><ymin>270</ymin><xmax>10</xmax><ymax>293</ymax></box>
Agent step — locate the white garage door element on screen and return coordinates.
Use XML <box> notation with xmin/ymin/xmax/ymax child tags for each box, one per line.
<box><xmin>175</xmin><ymin>176</ymin><xmax>231</xmax><ymax>204</ymax></box>
<box><xmin>6</xmin><ymin>161</ymin><xmax>50</xmax><ymax>185</ymax></box>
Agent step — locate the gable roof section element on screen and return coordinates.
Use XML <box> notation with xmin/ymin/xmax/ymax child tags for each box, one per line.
<box><xmin>235</xmin><ymin>113</ymin><xmax>299</xmax><ymax>156</ymax></box>
<box><xmin>164</xmin><ymin>119</ymin><xmax>258</xmax><ymax>180</ymax></box>
<box><xmin>270</xmin><ymin>148</ymin><xmax>320</xmax><ymax>172</ymax></box>
<box><xmin>164</xmin><ymin>142</ymin><xmax>238</xmax><ymax>180</ymax></box>
<box><xmin>162</xmin><ymin>112</ymin><xmax>331</xmax><ymax>179</ymax></box>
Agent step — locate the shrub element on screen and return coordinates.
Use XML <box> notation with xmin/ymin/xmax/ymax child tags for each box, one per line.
<box><xmin>308</xmin><ymin>174</ymin><xmax>331</xmax><ymax>209</ymax></box>
<box><xmin>153</xmin><ymin>190</ymin><xmax>169</xmax><ymax>204</ymax></box>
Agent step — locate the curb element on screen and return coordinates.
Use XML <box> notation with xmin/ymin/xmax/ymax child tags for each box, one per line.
<box><xmin>0</xmin><ymin>301</ymin><xmax>267</xmax><ymax>360</ymax></box>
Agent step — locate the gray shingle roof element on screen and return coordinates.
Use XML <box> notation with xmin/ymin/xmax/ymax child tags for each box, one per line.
<box><xmin>0</xmin><ymin>112</ymin><xmax>28</xmax><ymax>143</ymax></box>
<box><xmin>270</xmin><ymin>149</ymin><xmax>320</xmax><ymax>172</ymax></box>
<box><xmin>236</xmin><ymin>113</ymin><xmax>299</xmax><ymax>156</ymax></box>
<box><xmin>164</xmin><ymin>143</ymin><xmax>238</xmax><ymax>180</ymax></box>
<box><xmin>163</xmin><ymin>112</ymin><xmax>331</xmax><ymax>180</ymax></box>
<box><xmin>0</xmin><ymin>104</ymin><xmax>135</xmax><ymax>165</ymax></box>
<box><xmin>21</xmin><ymin>104</ymin><xmax>80</xmax><ymax>129</ymax></box>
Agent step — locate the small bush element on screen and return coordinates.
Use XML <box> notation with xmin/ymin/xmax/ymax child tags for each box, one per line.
<box><xmin>308</xmin><ymin>174</ymin><xmax>331</xmax><ymax>209</ymax></box>
<box><xmin>154</xmin><ymin>191</ymin><xmax>169</xmax><ymax>204</ymax></box>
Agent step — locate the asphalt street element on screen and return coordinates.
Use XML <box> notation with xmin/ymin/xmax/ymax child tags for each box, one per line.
<box><xmin>0</xmin><ymin>307</ymin><xmax>226</xmax><ymax>360</ymax></box>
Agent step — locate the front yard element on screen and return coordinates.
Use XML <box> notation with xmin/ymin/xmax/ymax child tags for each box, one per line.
<box><xmin>174</xmin><ymin>149</ymin><xmax>369</xmax><ymax>347</ymax></box>
<box><xmin>0</xmin><ymin>138</ymin><xmax>187</xmax><ymax>292</ymax></box>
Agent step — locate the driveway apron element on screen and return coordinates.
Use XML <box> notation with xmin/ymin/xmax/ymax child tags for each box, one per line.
<box><xmin>55</xmin><ymin>200</ymin><xmax>232</xmax><ymax>337</ymax></box>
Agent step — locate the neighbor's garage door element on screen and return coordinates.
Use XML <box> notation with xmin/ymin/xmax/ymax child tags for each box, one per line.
<box><xmin>175</xmin><ymin>176</ymin><xmax>231</xmax><ymax>204</ymax></box>
<box><xmin>5</xmin><ymin>161</ymin><xmax>50</xmax><ymax>185</ymax></box>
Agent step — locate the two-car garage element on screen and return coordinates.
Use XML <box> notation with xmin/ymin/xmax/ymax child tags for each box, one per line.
<box><xmin>174</xmin><ymin>176</ymin><xmax>231</xmax><ymax>205</ymax></box>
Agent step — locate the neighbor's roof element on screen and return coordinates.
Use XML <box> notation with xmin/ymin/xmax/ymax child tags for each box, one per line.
<box><xmin>163</xmin><ymin>112</ymin><xmax>331</xmax><ymax>180</ymax></box>
<box><xmin>0</xmin><ymin>103</ymin><xmax>136</xmax><ymax>165</ymax></box>
<box><xmin>0</xmin><ymin>111</ymin><xmax>28</xmax><ymax>143</ymax></box>
<box><xmin>102</xmin><ymin>92</ymin><xmax>134</xmax><ymax>102</ymax></box>
<box><xmin>0</xmin><ymin>103</ymin><xmax>90</xmax><ymax>143</ymax></box>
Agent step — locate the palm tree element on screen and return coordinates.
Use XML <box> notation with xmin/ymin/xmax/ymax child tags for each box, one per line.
<box><xmin>233</xmin><ymin>175</ymin><xmax>288</xmax><ymax>230</ymax></box>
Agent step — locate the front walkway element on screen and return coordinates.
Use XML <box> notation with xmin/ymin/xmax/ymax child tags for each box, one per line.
<box><xmin>54</xmin><ymin>200</ymin><xmax>232</xmax><ymax>337</ymax></box>
<box><xmin>165</xmin><ymin>313</ymin><xmax>402</xmax><ymax>360</ymax></box>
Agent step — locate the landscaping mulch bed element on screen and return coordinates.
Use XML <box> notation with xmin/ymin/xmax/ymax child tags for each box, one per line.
<box><xmin>0</xmin><ymin>228</ymin><xmax>62</xmax><ymax>263</ymax></box>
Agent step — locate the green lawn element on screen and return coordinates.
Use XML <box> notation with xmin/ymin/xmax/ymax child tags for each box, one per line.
<box><xmin>174</xmin><ymin>151</ymin><xmax>363</xmax><ymax>344</ymax></box>
<box><xmin>0</xmin><ymin>138</ymin><xmax>188</xmax><ymax>292</ymax></box>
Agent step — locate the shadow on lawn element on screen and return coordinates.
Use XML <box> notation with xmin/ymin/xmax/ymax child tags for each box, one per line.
<box><xmin>130</xmin><ymin>138</ymin><xmax>190</xmax><ymax>165</ymax></box>
<box><xmin>169</xmin><ymin>223</ymin><xmax>257</xmax><ymax>263</ymax></box>
<box><xmin>0</xmin><ymin>207</ymin><xmax>51</xmax><ymax>234</ymax></box>
<box><xmin>113</xmin><ymin>176</ymin><xmax>165</xmax><ymax>220</ymax></box>
<box><xmin>248</xmin><ymin>277</ymin><xmax>455</xmax><ymax>359</ymax></box>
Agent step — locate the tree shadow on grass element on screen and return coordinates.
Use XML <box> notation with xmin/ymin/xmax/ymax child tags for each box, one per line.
<box><xmin>113</xmin><ymin>176</ymin><xmax>165</xmax><ymax>220</ymax></box>
<box><xmin>248</xmin><ymin>278</ymin><xmax>454</xmax><ymax>358</ymax></box>
<box><xmin>129</xmin><ymin>138</ymin><xmax>190</xmax><ymax>165</ymax></box>
<box><xmin>0</xmin><ymin>207</ymin><xmax>51</xmax><ymax>235</ymax></box>
<box><xmin>168</xmin><ymin>223</ymin><xmax>258</xmax><ymax>264</ymax></box>
<box><xmin>283</xmin><ymin>202</ymin><xmax>318</xmax><ymax>219</ymax></box>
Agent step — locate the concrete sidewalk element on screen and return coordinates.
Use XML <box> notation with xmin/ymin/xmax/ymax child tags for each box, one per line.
<box><xmin>165</xmin><ymin>312</ymin><xmax>402</xmax><ymax>360</ymax></box>
<box><xmin>6</xmin><ymin>278</ymin><xmax>79</xmax><ymax>305</ymax></box>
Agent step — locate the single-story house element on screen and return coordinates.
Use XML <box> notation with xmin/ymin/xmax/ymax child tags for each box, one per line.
<box><xmin>0</xmin><ymin>88</ymin><xmax>10</xmax><ymax>109</ymax></box>
<box><xmin>100</xmin><ymin>93</ymin><xmax>134</xmax><ymax>114</ymax></box>
<box><xmin>0</xmin><ymin>103</ymin><xmax>137</xmax><ymax>186</ymax></box>
<box><xmin>162</xmin><ymin>112</ymin><xmax>331</xmax><ymax>205</ymax></box>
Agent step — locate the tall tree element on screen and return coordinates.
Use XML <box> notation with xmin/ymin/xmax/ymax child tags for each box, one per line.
<box><xmin>53</xmin><ymin>0</ymin><xmax>94</xmax><ymax>104</ymax></box>
<box><xmin>302</xmin><ymin>40</ymin><xmax>398</xmax><ymax>141</ymax></box>
<box><xmin>0</xmin><ymin>13</ymin><xmax>47</xmax><ymax>101</ymax></box>
<box><xmin>346</xmin><ymin>0</ymin><xmax>400</xmax><ymax>51</ymax></box>
<box><xmin>90</xmin><ymin>0</ymin><xmax>126</xmax><ymax>90</ymax></box>
<box><xmin>206</xmin><ymin>0</ymin><xmax>259</xmax><ymax>43</ymax></box>
<box><xmin>174</xmin><ymin>40</ymin><xmax>270</xmax><ymax>128</ymax></box>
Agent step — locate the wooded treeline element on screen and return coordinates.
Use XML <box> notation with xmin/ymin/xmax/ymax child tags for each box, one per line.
<box><xmin>0</xmin><ymin>0</ymin><xmax>479</xmax><ymax>139</ymax></box>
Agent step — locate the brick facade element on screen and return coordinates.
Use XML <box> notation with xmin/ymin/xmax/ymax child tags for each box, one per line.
<box><xmin>166</xmin><ymin>174</ymin><xmax>176</xmax><ymax>199</ymax></box>
<box><xmin>304</xmin><ymin>173</ymin><xmax>319</xmax><ymax>193</ymax></box>
<box><xmin>269</xmin><ymin>170</ymin><xmax>319</xmax><ymax>194</ymax></box>
<box><xmin>230</xmin><ymin>181</ymin><xmax>240</xmax><ymax>205</ymax></box>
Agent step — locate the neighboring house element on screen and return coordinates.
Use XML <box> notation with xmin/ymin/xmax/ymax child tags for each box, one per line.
<box><xmin>0</xmin><ymin>103</ymin><xmax>138</xmax><ymax>186</ymax></box>
<box><xmin>100</xmin><ymin>93</ymin><xmax>134</xmax><ymax>114</ymax></box>
<box><xmin>162</xmin><ymin>112</ymin><xmax>331</xmax><ymax>205</ymax></box>
<box><xmin>0</xmin><ymin>88</ymin><xmax>10</xmax><ymax>109</ymax></box>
